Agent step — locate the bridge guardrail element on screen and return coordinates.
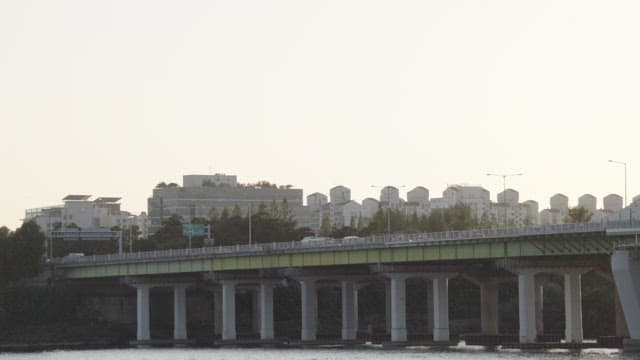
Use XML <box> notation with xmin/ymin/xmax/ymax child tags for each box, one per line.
<box><xmin>54</xmin><ymin>220</ymin><xmax>637</xmax><ymax>266</ymax></box>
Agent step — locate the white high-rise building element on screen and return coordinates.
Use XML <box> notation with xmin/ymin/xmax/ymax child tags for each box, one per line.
<box><xmin>407</xmin><ymin>187</ymin><xmax>429</xmax><ymax>204</ymax></box>
<box><xmin>330</xmin><ymin>200</ymin><xmax>362</xmax><ymax>228</ymax></box>
<box><xmin>540</xmin><ymin>194</ymin><xmax>569</xmax><ymax>225</ymax></box>
<box><xmin>522</xmin><ymin>200</ymin><xmax>539</xmax><ymax>225</ymax></box>
<box><xmin>578</xmin><ymin>194</ymin><xmax>597</xmax><ymax>215</ymax></box>
<box><xmin>550</xmin><ymin>194</ymin><xmax>569</xmax><ymax>213</ymax></box>
<box><xmin>330</xmin><ymin>186</ymin><xmax>351</xmax><ymax>204</ymax></box>
<box><xmin>362</xmin><ymin>198</ymin><xmax>380</xmax><ymax>219</ymax></box>
<box><xmin>380</xmin><ymin>186</ymin><xmax>401</xmax><ymax>208</ymax></box>
<box><xmin>442</xmin><ymin>185</ymin><xmax>491</xmax><ymax>219</ymax></box>
<box><xmin>604</xmin><ymin>194</ymin><xmax>623</xmax><ymax>213</ymax></box>
<box><xmin>405</xmin><ymin>187</ymin><xmax>430</xmax><ymax>217</ymax></box>
<box><xmin>307</xmin><ymin>193</ymin><xmax>328</xmax><ymax>210</ymax></box>
<box><xmin>497</xmin><ymin>189</ymin><xmax>519</xmax><ymax>206</ymax></box>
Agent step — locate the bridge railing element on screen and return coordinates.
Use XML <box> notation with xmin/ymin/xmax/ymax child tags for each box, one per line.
<box><xmin>55</xmin><ymin>220</ymin><xmax>636</xmax><ymax>266</ymax></box>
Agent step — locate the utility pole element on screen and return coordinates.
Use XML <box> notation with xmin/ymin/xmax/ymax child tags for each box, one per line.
<box><xmin>609</xmin><ymin>160</ymin><xmax>630</xmax><ymax>224</ymax></box>
<box><xmin>487</xmin><ymin>173</ymin><xmax>523</xmax><ymax>226</ymax></box>
<box><xmin>248</xmin><ymin>204</ymin><xmax>253</xmax><ymax>245</ymax></box>
<box><xmin>118</xmin><ymin>230</ymin><xmax>123</xmax><ymax>255</ymax></box>
<box><xmin>128</xmin><ymin>225</ymin><xmax>133</xmax><ymax>252</ymax></box>
<box><xmin>609</xmin><ymin>160</ymin><xmax>628</xmax><ymax>206</ymax></box>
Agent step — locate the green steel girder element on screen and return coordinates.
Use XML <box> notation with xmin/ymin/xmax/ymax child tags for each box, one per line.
<box><xmin>61</xmin><ymin>232</ymin><xmax>618</xmax><ymax>279</ymax></box>
<box><xmin>63</xmin><ymin>258</ymin><xmax>213</xmax><ymax>279</ymax></box>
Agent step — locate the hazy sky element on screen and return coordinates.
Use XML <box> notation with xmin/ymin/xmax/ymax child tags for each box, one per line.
<box><xmin>1</xmin><ymin>0</ymin><xmax>639</xmax><ymax>229</ymax></box>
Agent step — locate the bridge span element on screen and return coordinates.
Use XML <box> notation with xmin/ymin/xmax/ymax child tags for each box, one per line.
<box><xmin>53</xmin><ymin>222</ymin><xmax>640</xmax><ymax>349</ymax></box>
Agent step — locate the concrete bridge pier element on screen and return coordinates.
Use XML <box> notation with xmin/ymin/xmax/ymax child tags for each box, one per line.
<box><xmin>259</xmin><ymin>282</ymin><xmax>275</xmax><ymax>340</ymax></box>
<box><xmin>612</xmin><ymin>248</ymin><xmax>640</xmax><ymax>347</ymax></box>
<box><xmin>385</xmin><ymin>279</ymin><xmax>392</xmax><ymax>336</ymax></box>
<box><xmin>173</xmin><ymin>285</ymin><xmax>188</xmax><ymax>341</ymax></box>
<box><xmin>221</xmin><ymin>281</ymin><xmax>237</xmax><ymax>341</ymax></box>
<box><xmin>213</xmin><ymin>287</ymin><xmax>222</xmax><ymax>338</ymax></box>
<box><xmin>300</xmin><ymin>279</ymin><xmax>318</xmax><ymax>341</ymax></box>
<box><xmin>518</xmin><ymin>271</ymin><xmax>537</xmax><ymax>343</ymax></box>
<box><xmin>479</xmin><ymin>280</ymin><xmax>499</xmax><ymax>335</ymax></box>
<box><xmin>564</xmin><ymin>271</ymin><xmax>584</xmax><ymax>343</ymax></box>
<box><xmin>134</xmin><ymin>285</ymin><xmax>151</xmax><ymax>342</ymax></box>
<box><xmin>614</xmin><ymin>290</ymin><xmax>630</xmax><ymax>338</ymax></box>
<box><xmin>534</xmin><ymin>277</ymin><xmax>545</xmax><ymax>336</ymax></box>
<box><xmin>432</xmin><ymin>276</ymin><xmax>450</xmax><ymax>342</ymax></box>
<box><xmin>515</xmin><ymin>267</ymin><xmax>588</xmax><ymax>344</ymax></box>
<box><xmin>341</xmin><ymin>280</ymin><xmax>357</xmax><ymax>341</ymax></box>
<box><xmin>389</xmin><ymin>274</ymin><xmax>407</xmax><ymax>342</ymax></box>
<box><xmin>251</xmin><ymin>288</ymin><xmax>261</xmax><ymax>335</ymax></box>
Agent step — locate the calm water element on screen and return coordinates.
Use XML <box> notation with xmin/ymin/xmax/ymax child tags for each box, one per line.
<box><xmin>1</xmin><ymin>347</ymin><xmax>639</xmax><ymax>360</ymax></box>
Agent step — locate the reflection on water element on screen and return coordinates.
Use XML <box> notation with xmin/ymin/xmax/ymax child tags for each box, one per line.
<box><xmin>0</xmin><ymin>346</ymin><xmax>636</xmax><ymax>360</ymax></box>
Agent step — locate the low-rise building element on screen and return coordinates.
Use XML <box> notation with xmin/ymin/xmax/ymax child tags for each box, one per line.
<box><xmin>25</xmin><ymin>195</ymin><xmax>127</xmax><ymax>234</ymax></box>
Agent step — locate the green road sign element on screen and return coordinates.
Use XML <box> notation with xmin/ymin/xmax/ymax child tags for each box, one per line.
<box><xmin>182</xmin><ymin>224</ymin><xmax>206</xmax><ymax>237</ymax></box>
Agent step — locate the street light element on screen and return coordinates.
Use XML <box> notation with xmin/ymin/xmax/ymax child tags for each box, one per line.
<box><xmin>248</xmin><ymin>203</ymin><xmax>253</xmax><ymax>245</ymax></box>
<box><xmin>486</xmin><ymin>173</ymin><xmax>523</xmax><ymax>226</ymax></box>
<box><xmin>608</xmin><ymin>160</ymin><xmax>627</xmax><ymax>206</ymax></box>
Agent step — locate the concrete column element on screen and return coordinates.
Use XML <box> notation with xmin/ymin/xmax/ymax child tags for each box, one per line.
<box><xmin>518</xmin><ymin>272</ymin><xmax>537</xmax><ymax>343</ymax></box>
<box><xmin>564</xmin><ymin>272</ymin><xmax>583</xmax><ymax>343</ymax></box>
<box><xmin>612</xmin><ymin>249</ymin><xmax>640</xmax><ymax>340</ymax></box>
<box><xmin>260</xmin><ymin>282</ymin><xmax>274</xmax><ymax>340</ymax></box>
<box><xmin>221</xmin><ymin>281</ymin><xmax>237</xmax><ymax>341</ymax></box>
<box><xmin>354</xmin><ymin>288</ymin><xmax>359</xmax><ymax>335</ymax></box>
<box><xmin>390</xmin><ymin>274</ymin><xmax>407</xmax><ymax>342</ymax></box>
<box><xmin>480</xmin><ymin>281</ymin><xmax>499</xmax><ymax>335</ymax></box>
<box><xmin>615</xmin><ymin>289</ymin><xmax>630</xmax><ymax>338</ymax></box>
<box><xmin>426</xmin><ymin>279</ymin><xmax>434</xmax><ymax>334</ymax></box>
<box><xmin>136</xmin><ymin>285</ymin><xmax>151</xmax><ymax>341</ymax></box>
<box><xmin>213</xmin><ymin>287</ymin><xmax>222</xmax><ymax>337</ymax></box>
<box><xmin>300</xmin><ymin>279</ymin><xmax>318</xmax><ymax>341</ymax></box>
<box><xmin>251</xmin><ymin>288</ymin><xmax>260</xmax><ymax>334</ymax></box>
<box><xmin>173</xmin><ymin>285</ymin><xmax>188</xmax><ymax>340</ymax></box>
<box><xmin>341</xmin><ymin>280</ymin><xmax>357</xmax><ymax>340</ymax></box>
<box><xmin>535</xmin><ymin>280</ymin><xmax>544</xmax><ymax>335</ymax></box>
<box><xmin>385</xmin><ymin>280</ymin><xmax>392</xmax><ymax>335</ymax></box>
<box><xmin>432</xmin><ymin>276</ymin><xmax>450</xmax><ymax>342</ymax></box>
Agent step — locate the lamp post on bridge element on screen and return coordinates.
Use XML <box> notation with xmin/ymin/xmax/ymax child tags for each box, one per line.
<box><xmin>608</xmin><ymin>160</ymin><xmax>628</xmax><ymax>206</ymax></box>
<box><xmin>609</xmin><ymin>160</ymin><xmax>631</xmax><ymax>224</ymax></box>
<box><xmin>486</xmin><ymin>173</ymin><xmax>523</xmax><ymax>226</ymax></box>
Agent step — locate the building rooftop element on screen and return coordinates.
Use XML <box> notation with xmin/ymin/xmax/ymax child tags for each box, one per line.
<box><xmin>94</xmin><ymin>197</ymin><xmax>121</xmax><ymax>203</ymax></box>
<box><xmin>63</xmin><ymin>195</ymin><xmax>91</xmax><ymax>201</ymax></box>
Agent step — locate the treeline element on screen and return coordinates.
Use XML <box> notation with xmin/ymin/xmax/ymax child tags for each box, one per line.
<box><xmin>96</xmin><ymin>203</ymin><xmax>491</xmax><ymax>253</ymax></box>
<box><xmin>0</xmin><ymin>221</ymin><xmax>45</xmax><ymax>287</ymax></box>
<box><xmin>136</xmin><ymin>200</ymin><xmax>313</xmax><ymax>251</ymax></box>
<box><xmin>324</xmin><ymin>204</ymin><xmax>491</xmax><ymax>238</ymax></box>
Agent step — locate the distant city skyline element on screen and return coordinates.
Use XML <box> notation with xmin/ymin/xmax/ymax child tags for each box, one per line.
<box><xmin>22</xmin><ymin>172</ymin><xmax>632</xmax><ymax>244</ymax></box>
<box><xmin>2</xmin><ymin>1</ymin><xmax>639</xmax><ymax>229</ymax></box>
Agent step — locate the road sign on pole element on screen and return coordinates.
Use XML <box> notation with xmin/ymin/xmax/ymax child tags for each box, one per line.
<box><xmin>182</xmin><ymin>224</ymin><xmax>206</xmax><ymax>237</ymax></box>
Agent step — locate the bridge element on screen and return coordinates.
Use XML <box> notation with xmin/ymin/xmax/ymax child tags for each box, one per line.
<box><xmin>53</xmin><ymin>221</ymin><xmax>640</xmax><ymax>349</ymax></box>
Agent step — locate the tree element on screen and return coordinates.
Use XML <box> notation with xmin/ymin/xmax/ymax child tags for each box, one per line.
<box><xmin>144</xmin><ymin>214</ymin><xmax>185</xmax><ymax>250</ymax></box>
<box><xmin>156</xmin><ymin>182</ymin><xmax>167</xmax><ymax>188</ymax></box>
<box><xmin>320</xmin><ymin>214</ymin><xmax>332</xmax><ymax>236</ymax></box>
<box><xmin>0</xmin><ymin>221</ymin><xmax>45</xmax><ymax>286</ymax></box>
<box><xmin>231</xmin><ymin>205</ymin><xmax>242</xmax><ymax>218</ymax></box>
<box><xmin>564</xmin><ymin>206</ymin><xmax>593</xmax><ymax>223</ymax></box>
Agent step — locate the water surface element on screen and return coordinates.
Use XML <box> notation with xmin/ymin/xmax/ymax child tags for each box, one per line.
<box><xmin>1</xmin><ymin>347</ymin><xmax>637</xmax><ymax>360</ymax></box>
